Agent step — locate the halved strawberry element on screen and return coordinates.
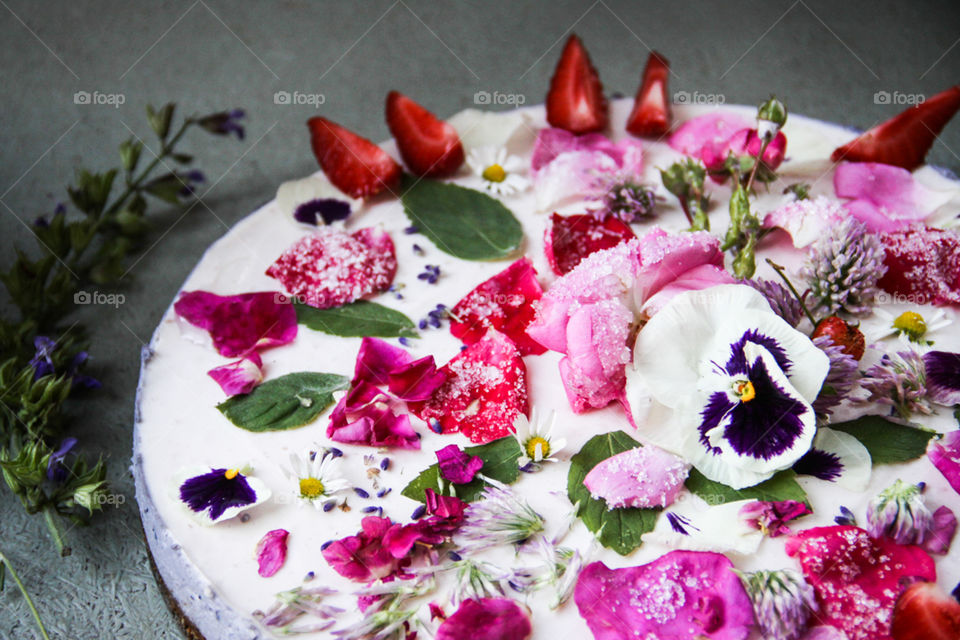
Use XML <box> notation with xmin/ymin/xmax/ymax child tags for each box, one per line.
<box><xmin>385</xmin><ymin>91</ymin><xmax>464</xmax><ymax>178</ymax></box>
<box><xmin>891</xmin><ymin>581</ymin><xmax>960</xmax><ymax>640</ymax></box>
<box><xmin>546</xmin><ymin>35</ymin><xmax>608</xmax><ymax>134</ymax></box>
<box><xmin>812</xmin><ymin>315</ymin><xmax>866</xmax><ymax>360</ymax></box>
<box><xmin>449</xmin><ymin>258</ymin><xmax>547</xmax><ymax>356</ymax></box>
<box><xmin>409</xmin><ymin>330</ymin><xmax>528</xmax><ymax>444</ymax></box>
<box><xmin>831</xmin><ymin>85</ymin><xmax>960</xmax><ymax>170</ymax></box>
<box><xmin>544</xmin><ymin>212</ymin><xmax>636</xmax><ymax>275</ymax></box>
<box><xmin>307</xmin><ymin>117</ymin><xmax>402</xmax><ymax>199</ymax></box>
<box><xmin>878</xmin><ymin>226</ymin><xmax>960</xmax><ymax>306</ymax></box>
<box><xmin>626</xmin><ymin>51</ymin><xmax>671</xmax><ymax>137</ymax></box>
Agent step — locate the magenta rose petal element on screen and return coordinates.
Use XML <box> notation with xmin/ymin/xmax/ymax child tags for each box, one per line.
<box><xmin>436</xmin><ymin>598</ymin><xmax>532</xmax><ymax>640</ymax></box>
<box><xmin>255</xmin><ymin>529</ymin><xmax>289</xmax><ymax>577</ymax></box>
<box><xmin>436</xmin><ymin>444</ymin><xmax>484</xmax><ymax>484</ymax></box>
<box><xmin>574</xmin><ymin>551</ymin><xmax>755</xmax><ymax>640</ymax></box>
<box><xmin>354</xmin><ymin>336</ymin><xmax>412</xmax><ymax>386</ymax></box>
<box><xmin>327</xmin><ymin>381</ymin><xmax>420</xmax><ymax>449</ymax></box>
<box><xmin>174</xmin><ymin>290</ymin><xmax>297</xmax><ymax>357</ymax></box>
<box><xmin>387</xmin><ymin>355</ymin><xmax>447</xmax><ymax>402</ymax></box>
<box><xmin>923</xmin><ymin>505</ymin><xmax>958</xmax><ymax>555</ymax></box>
<box><xmin>928</xmin><ymin>430</ymin><xmax>960</xmax><ymax>494</ymax></box>
<box><xmin>582</xmin><ymin>445</ymin><xmax>689</xmax><ymax>509</ymax></box>
<box><xmin>208</xmin><ymin>352</ymin><xmax>263</xmax><ymax>396</ymax></box>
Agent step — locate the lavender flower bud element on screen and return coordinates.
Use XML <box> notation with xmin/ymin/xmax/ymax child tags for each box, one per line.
<box><xmin>866</xmin><ymin>479</ymin><xmax>933</xmax><ymax>545</ymax></box>
<box><xmin>738</xmin><ymin>569</ymin><xmax>816</xmax><ymax>640</ymax></box>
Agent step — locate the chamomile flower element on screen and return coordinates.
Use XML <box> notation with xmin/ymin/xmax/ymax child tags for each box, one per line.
<box><xmin>284</xmin><ymin>450</ymin><xmax>349</xmax><ymax>510</ymax></box>
<box><xmin>466</xmin><ymin>145</ymin><xmax>529</xmax><ymax>196</ymax></box>
<box><xmin>513</xmin><ymin>409</ymin><xmax>567</xmax><ymax>469</ymax></box>
<box><xmin>865</xmin><ymin>307</ymin><xmax>951</xmax><ymax>347</ymax></box>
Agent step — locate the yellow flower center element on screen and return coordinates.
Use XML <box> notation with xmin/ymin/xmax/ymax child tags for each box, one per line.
<box><xmin>299</xmin><ymin>477</ymin><xmax>325</xmax><ymax>499</ymax></box>
<box><xmin>734</xmin><ymin>380</ymin><xmax>756</xmax><ymax>402</ymax></box>
<box><xmin>482</xmin><ymin>164</ymin><xmax>507</xmax><ymax>183</ymax></box>
<box><xmin>525</xmin><ymin>436</ymin><xmax>550</xmax><ymax>460</ymax></box>
<box><xmin>893</xmin><ymin>311</ymin><xmax>927</xmax><ymax>340</ymax></box>
<box><xmin>224</xmin><ymin>468</ymin><xmax>239</xmax><ymax>480</ymax></box>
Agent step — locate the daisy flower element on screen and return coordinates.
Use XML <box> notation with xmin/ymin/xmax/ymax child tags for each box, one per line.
<box><xmin>466</xmin><ymin>145</ymin><xmax>529</xmax><ymax>196</ymax></box>
<box><xmin>284</xmin><ymin>450</ymin><xmax>349</xmax><ymax>510</ymax></box>
<box><xmin>512</xmin><ymin>409</ymin><xmax>567</xmax><ymax>469</ymax></box>
<box><xmin>864</xmin><ymin>306</ymin><xmax>951</xmax><ymax>347</ymax></box>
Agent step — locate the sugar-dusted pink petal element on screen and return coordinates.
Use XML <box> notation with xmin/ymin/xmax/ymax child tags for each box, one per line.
<box><xmin>923</xmin><ymin>505</ymin><xmax>957</xmax><ymax>555</ymax></box>
<box><xmin>174</xmin><ymin>291</ymin><xmax>298</xmax><ymax>357</ymax></box>
<box><xmin>762</xmin><ymin>196</ymin><xmax>848</xmax><ymax>248</ymax></box>
<box><xmin>559</xmin><ymin>299</ymin><xmax>633</xmax><ymax>412</ymax></box>
<box><xmin>255</xmin><ymin>529</ymin><xmax>289</xmax><ymax>578</ymax></box>
<box><xmin>265</xmin><ymin>227</ymin><xmax>397</xmax><ymax>309</ymax></box>
<box><xmin>436</xmin><ymin>598</ymin><xmax>532</xmax><ymax>640</ymax></box>
<box><xmin>785</xmin><ymin>525</ymin><xmax>936</xmax><ymax>640</ymax></box>
<box><xmin>583</xmin><ymin>445</ymin><xmax>690</xmax><ymax>509</ymax></box>
<box><xmin>927</xmin><ymin>430</ymin><xmax>960</xmax><ymax>494</ymax></box>
<box><xmin>531</xmin><ymin>127</ymin><xmax>641</xmax><ymax>172</ymax></box>
<box><xmin>327</xmin><ymin>381</ymin><xmax>420</xmax><ymax>450</ymax></box>
<box><xmin>633</xmin><ymin>227</ymin><xmax>727</xmax><ymax>306</ymax></box>
<box><xmin>436</xmin><ymin>444</ymin><xmax>484</xmax><ymax>484</ymax></box>
<box><xmin>669</xmin><ymin>113</ymin><xmax>752</xmax><ymax>159</ymax></box>
<box><xmin>575</xmin><ymin>552</ymin><xmax>755</xmax><ymax>640</ymax></box>
<box><xmin>208</xmin><ymin>352</ymin><xmax>263</xmax><ymax>396</ymax></box>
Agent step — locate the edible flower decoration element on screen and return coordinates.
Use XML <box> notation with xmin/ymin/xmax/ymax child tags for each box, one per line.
<box><xmin>737</xmin><ymin>569</ymin><xmax>818</xmax><ymax>640</ymax></box>
<box><xmin>435</xmin><ymin>598</ymin><xmax>532</xmax><ymax>640</ymax></box>
<box><xmin>864</xmin><ymin>307</ymin><xmax>951</xmax><ymax>346</ymax></box>
<box><xmin>207</xmin><ymin>352</ymin><xmax>263</xmax><ymax>396</ymax></box>
<box><xmin>854</xmin><ymin>349</ymin><xmax>960</xmax><ymax>418</ymax></box>
<box><xmin>928</xmin><ymin>429</ymin><xmax>960</xmax><ymax>495</ymax></box>
<box><xmin>866</xmin><ymin>479</ymin><xmax>957</xmax><ymax>554</ymax></box>
<box><xmin>275</xmin><ymin>174</ymin><xmax>360</xmax><ymax>225</ymax></box>
<box><xmin>739</xmin><ymin>500</ymin><xmax>811</xmax><ymax>538</ymax></box>
<box><xmin>437</xmin><ymin>444</ymin><xmax>484</xmax><ymax>484</ymax></box>
<box><xmin>643</xmin><ymin>499</ymin><xmax>764</xmax><ymax>555</ymax></box>
<box><xmin>574</xmin><ymin>551</ymin><xmax>755</xmax><ymax>640</ymax></box>
<box><xmin>456</xmin><ymin>485</ymin><xmax>545</xmax><ymax>554</ymax></box>
<box><xmin>255</xmin><ymin>529</ymin><xmax>289</xmax><ymax>578</ymax></box>
<box><xmin>175</xmin><ymin>465</ymin><xmax>271</xmax><ymax>525</ymax></box>
<box><xmin>466</xmin><ymin>145</ymin><xmax>529</xmax><ymax>197</ymax></box>
<box><xmin>762</xmin><ymin>195</ymin><xmax>847</xmax><ymax>248</ymax></box>
<box><xmin>583</xmin><ymin>444</ymin><xmax>688</xmax><ymax>509</ymax></box>
<box><xmin>283</xmin><ymin>450</ymin><xmax>349</xmax><ymax>509</ymax></box>
<box><xmin>625</xmin><ymin>284</ymin><xmax>829</xmax><ymax>489</ymax></box>
<box><xmin>512</xmin><ymin>409</ymin><xmax>567</xmax><ymax>470</ymax></box>
<box><xmin>174</xmin><ymin>290</ymin><xmax>298</xmax><ymax>358</ymax></box>
<box><xmin>792</xmin><ymin>426</ymin><xmax>872</xmax><ymax>491</ymax></box>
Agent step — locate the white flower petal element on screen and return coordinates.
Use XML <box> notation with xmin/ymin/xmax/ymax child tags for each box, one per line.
<box><xmin>642</xmin><ymin>498</ymin><xmax>763</xmax><ymax>555</ymax></box>
<box><xmin>809</xmin><ymin>427</ymin><xmax>872</xmax><ymax>491</ymax></box>
<box><xmin>276</xmin><ymin>175</ymin><xmax>361</xmax><ymax>218</ymax></box>
<box><xmin>448</xmin><ymin>109</ymin><xmax>535</xmax><ymax>155</ymax></box>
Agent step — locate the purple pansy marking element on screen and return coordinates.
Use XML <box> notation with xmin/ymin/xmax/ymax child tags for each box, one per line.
<box><xmin>724</xmin><ymin>329</ymin><xmax>792</xmax><ymax>376</ymax></box>
<box><xmin>179</xmin><ymin>468</ymin><xmax>257</xmax><ymax>521</ymax></box>
<box><xmin>794</xmin><ymin>447</ymin><xmax>844</xmax><ymax>481</ymax></box>
<box><xmin>666</xmin><ymin>512</ymin><xmax>699</xmax><ymax>535</ymax></box>
<box><xmin>924</xmin><ymin>350</ymin><xmax>960</xmax><ymax>405</ymax></box>
<box><xmin>698</xmin><ymin>393</ymin><xmax>736</xmax><ymax>455</ymax></box>
<box><xmin>293</xmin><ymin>198</ymin><xmax>351</xmax><ymax>226</ymax></box>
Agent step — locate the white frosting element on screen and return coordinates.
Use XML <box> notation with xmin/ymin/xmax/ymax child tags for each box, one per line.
<box><xmin>134</xmin><ymin>99</ymin><xmax>960</xmax><ymax>639</ymax></box>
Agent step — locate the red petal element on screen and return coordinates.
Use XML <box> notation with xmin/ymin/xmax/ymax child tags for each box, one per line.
<box><xmin>877</xmin><ymin>226</ymin><xmax>960</xmax><ymax>306</ymax></box>
<box><xmin>544</xmin><ymin>213</ymin><xmax>636</xmax><ymax>275</ymax></box>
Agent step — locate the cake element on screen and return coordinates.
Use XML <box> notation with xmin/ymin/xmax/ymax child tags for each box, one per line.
<box><xmin>134</xmin><ymin>37</ymin><xmax>960</xmax><ymax>640</ymax></box>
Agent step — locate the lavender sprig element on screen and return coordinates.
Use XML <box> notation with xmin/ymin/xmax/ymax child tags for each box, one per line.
<box><xmin>456</xmin><ymin>485</ymin><xmax>545</xmax><ymax>554</ymax></box>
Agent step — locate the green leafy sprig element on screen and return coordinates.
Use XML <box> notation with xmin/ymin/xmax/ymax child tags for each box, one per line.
<box><xmin>660</xmin><ymin>158</ymin><xmax>711</xmax><ymax>231</ymax></box>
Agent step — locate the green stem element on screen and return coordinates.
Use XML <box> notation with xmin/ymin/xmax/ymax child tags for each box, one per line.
<box><xmin>766</xmin><ymin>259</ymin><xmax>817</xmax><ymax>326</ymax></box>
<box><xmin>43</xmin><ymin>505</ymin><xmax>71</xmax><ymax>558</ymax></box>
<box><xmin>0</xmin><ymin>549</ymin><xmax>52</xmax><ymax>640</ymax></box>
<box><xmin>745</xmin><ymin>135</ymin><xmax>772</xmax><ymax>193</ymax></box>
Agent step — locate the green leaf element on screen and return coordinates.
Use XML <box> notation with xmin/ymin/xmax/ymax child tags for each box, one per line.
<box><xmin>401</xmin><ymin>436</ymin><xmax>523</xmax><ymax>503</ymax></box>
<box><xmin>147</xmin><ymin>103</ymin><xmax>175</xmax><ymax>140</ymax></box>
<box><xmin>567</xmin><ymin>431</ymin><xmax>659</xmax><ymax>556</ymax></box>
<box><xmin>295</xmin><ymin>301</ymin><xmax>418</xmax><ymax>338</ymax></box>
<box><xmin>118</xmin><ymin>137</ymin><xmax>143</xmax><ymax>174</ymax></box>
<box><xmin>216</xmin><ymin>372</ymin><xmax>349</xmax><ymax>432</ymax></box>
<box><xmin>684</xmin><ymin>468</ymin><xmax>807</xmax><ymax>506</ymax></box>
<box><xmin>829</xmin><ymin>415</ymin><xmax>935</xmax><ymax>465</ymax></box>
<box><xmin>400</xmin><ymin>175</ymin><xmax>523</xmax><ymax>261</ymax></box>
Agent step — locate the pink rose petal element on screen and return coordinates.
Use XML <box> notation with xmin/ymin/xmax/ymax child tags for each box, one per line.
<box><xmin>583</xmin><ymin>445</ymin><xmax>690</xmax><ymax>509</ymax></box>
<box><xmin>354</xmin><ymin>337</ymin><xmax>412</xmax><ymax>386</ymax></box>
<box><xmin>436</xmin><ymin>444</ymin><xmax>484</xmax><ymax>484</ymax></box>
<box><xmin>834</xmin><ymin>162</ymin><xmax>952</xmax><ymax>233</ymax></box>
<box><xmin>207</xmin><ymin>351</ymin><xmax>264</xmax><ymax>396</ymax></box>
<box><xmin>928</xmin><ymin>430</ymin><xmax>960</xmax><ymax>494</ymax></box>
<box><xmin>436</xmin><ymin>598</ymin><xmax>532</xmax><ymax>640</ymax></box>
<box><xmin>265</xmin><ymin>227</ymin><xmax>397</xmax><ymax>309</ymax></box>
<box><xmin>174</xmin><ymin>291</ymin><xmax>297</xmax><ymax>357</ymax></box>
<box><xmin>669</xmin><ymin>113</ymin><xmax>752</xmax><ymax>159</ymax></box>
<box><xmin>762</xmin><ymin>196</ymin><xmax>848</xmax><ymax>248</ymax></box>
<box><xmin>255</xmin><ymin>528</ymin><xmax>289</xmax><ymax>578</ymax></box>
<box><xmin>574</xmin><ymin>552</ymin><xmax>755</xmax><ymax>640</ymax></box>
<box><xmin>923</xmin><ymin>505</ymin><xmax>957</xmax><ymax>555</ymax></box>
<box><xmin>323</xmin><ymin>516</ymin><xmax>405</xmax><ymax>581</ymax></box>
<box><xmin>327</xmin><ymin>381</ymin><xmax>420</xmax><ymax>450</ymax></box>
<box><xmin>784</xmin><ymin>525</ymin><xmax>936</xmax><ymax>640</ymax></box>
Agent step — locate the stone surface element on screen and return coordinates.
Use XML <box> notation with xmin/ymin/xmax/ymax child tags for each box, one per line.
<box><xmin>0</xmin><ymin>1</ymin><xmax>958</xmax><ymax>639</ymax></box>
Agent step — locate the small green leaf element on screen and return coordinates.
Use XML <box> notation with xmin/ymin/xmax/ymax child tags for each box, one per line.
<box><xmin>401</xmin><ymin>175</ymin><xmax>523</xmax><ymax>261</ymax></box>
<box><xmin>217</xmin><ymin>372</ymin><xmax>349</xmax><ymax>432</ymax></box>
<box><xmin>684</xmin><ymin>468</ymin><xmax>807</xmax><ymax>506</ymax></box>
<box><xmin>119</xmin><ymin>137</ymin><xmax>143</xmax><ymax>174</ymax></box>
<box><xmin>401</xmin><ymin>436</ymin><xmax>523</xmax><ymax>503</ymax></box>
<box><xmin>147</xmin><ymin>103</ymin><xmax>175</xmax><ymax>140</ymax></box>
<box><xmin>567</xmin><ymin>431</ymin><xmax>659</xmax><ymax>555</ymax></box>
<box><xmin>295</xmin><ymin>301</ymin><xmax>417</xmax><ymax>338</ymax></box>
<box><xmin>829</xmin><ymin>415</ymin><xmax>935</xmax><ymax>464</ymax></box>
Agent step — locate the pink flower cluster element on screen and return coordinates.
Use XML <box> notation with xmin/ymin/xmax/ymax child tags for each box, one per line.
<box><xmin>669</xmin><ymin>112</ymin><xmax>786</xmax><ymax>181</ymax></box>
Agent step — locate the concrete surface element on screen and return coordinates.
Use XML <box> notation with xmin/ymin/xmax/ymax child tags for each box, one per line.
<box><xmin>0</xmin><ymin>1</ymin><xmax>958</xmax><ymax>638</ymax></box>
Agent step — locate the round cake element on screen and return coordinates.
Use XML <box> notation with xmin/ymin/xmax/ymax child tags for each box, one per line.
<box><xmin>134</xmin><ymin>43</ymin><xmax>960</xmax><ymax>640</ymax></box>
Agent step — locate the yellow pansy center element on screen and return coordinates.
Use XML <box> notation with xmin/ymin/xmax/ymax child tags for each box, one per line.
<box><xmin>299</xmin><ymin>477</ymin><xmax>325</xmax><ymax>499</ymax></box>
<box><xmin>734</xmin><ymin>380</ymin><xmax>756</xmax><ymax>402</ymax></box>
<box><xmin>224</xmin><ymin>468</ymin><xmax>239</xmax><ymax>480</ymax></box>
<box><xmin>482</xmin><ymin>164</ymin><xmax>507</xmax><ymax>183</ymax></box>
<box><xmin>893</xmin><ymin>311</ymin><xmax>927</xmax><ymax>340</ymax></box>
<box><xmin>525</xmin><ymin>436</ymin><xmax>550</xmax><ymax>460</ymax></box>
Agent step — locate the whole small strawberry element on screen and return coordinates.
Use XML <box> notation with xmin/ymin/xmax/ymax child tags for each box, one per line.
<box><xmin>812</xmin><ymin>316</ymin><xmax>866</xmax><ymax>360</ymax></box>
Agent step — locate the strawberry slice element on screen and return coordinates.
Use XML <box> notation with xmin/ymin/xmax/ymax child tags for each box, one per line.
<box><xmin>877</xmin><ymin>226</ymin><xmax>960</xmax><ymax>306</ymax></box>
<box><xmin>812</xmin><ymin>315</ymin><xmax>866</xmax><ymax>360</ymax></box>
<box><xmin>409</xmin><ymin>330</ymin><xmax>528</xmax><ymax>444</ymax></box>
<box><xmin>449</xmin><ymin>258</ymin><xmax>547</xmax><ymax>356</ymax></box>
<box><xmin>626</xmin><ymin>51</ymin><xmax>671</xmax><ymax>137</ymax></box>
<box><xmin>385</xmin><ymin>91</ymin><xmax>464</xmax><ymax>178</ymax></box>
<box><xmin>831</xmin><ymin>85</ymin><xmax>960</xmax><ymax>170</ymax></box>
<box><xmin>546</xmin><ymin>35</ymin><xmax>608</xmax><ymax>134</ymax></box>
<box><xmin>891</xmin><ymin>581</ymin><xmax>960</xmax><ymax>640</ymax></box>
<box><xmin>544</xmin><ymin>212</ymin><xmax>636</xmax><ymax>275</ymax></box>
<box><xmin>307</xmin><ymin>117</ymin><xmax>402</xmax><ymax>199</ymax></box>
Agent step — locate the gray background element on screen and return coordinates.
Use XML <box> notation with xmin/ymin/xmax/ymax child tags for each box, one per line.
<box><xmin>0</xmin><ymin>1</ymin><xmax>958</xmax><ymax>638</ymax></box>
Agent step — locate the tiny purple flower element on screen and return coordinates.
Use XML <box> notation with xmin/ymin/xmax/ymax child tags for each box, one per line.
<box><xmin>29</xmin><ymin>336</ymin><xmax>57</xmax><ymax>379</ymax></box>
<box><xmin>418</xmin><ymin>265</ymin><xmax>441</xmax><ymax>284</ymax></box>
<box><xmin>198</xmin><ymin>109</ymin><xmax>246</xmax><ymax>140</ymax></box>
<box><xmin>46</xmin><ymin>437</ymin><xmax>78</xmax><ymax>483</ymax></box>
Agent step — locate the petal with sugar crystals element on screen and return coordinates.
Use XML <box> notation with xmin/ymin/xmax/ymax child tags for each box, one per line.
<box><xmin>583</xmin><ymin>445</ymin><xmax>689</xmax><ymax>509</ymax></box>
